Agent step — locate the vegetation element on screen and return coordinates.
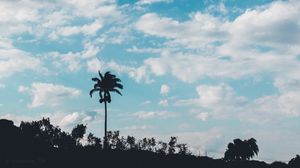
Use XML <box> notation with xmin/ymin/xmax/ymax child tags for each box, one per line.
<box><xmin>0</xmin><ymin>118</ymin><xmax>299</xmax><ymax>168</ymax></box>
<box><xmin>224</xmin><ymin>138</ymin><xmax>259</xmax><ymax>161</ymax></box>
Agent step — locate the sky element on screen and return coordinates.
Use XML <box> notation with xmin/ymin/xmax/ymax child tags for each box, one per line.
<box><xmin>0</xmin><ymin>0</ymin><xmax>300</xmax><ymax>162</ymax></box>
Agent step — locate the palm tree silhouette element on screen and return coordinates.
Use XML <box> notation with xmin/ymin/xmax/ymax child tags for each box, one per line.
<box><xmin>90</xmin><ymin>71</ymin><xmax>123</xmax><ymax>149</ymax></box>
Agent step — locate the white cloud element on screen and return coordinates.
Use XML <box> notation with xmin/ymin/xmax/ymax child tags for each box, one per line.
<box><xmin>0</xmin><ymin>0</ymin><xmax>42</xmax><ymax>36</ymax></box>
<box><xmin>176</xmin><ymin>83</ymin><xmax>247</xmax><ymax>120</ymax></box>
<box><xmin>160</xmin><ymin>84</ymin><xmax>170</xmax><ymax>95</ymax></box>
<box><xmin>135</xmin><ymin>12</ymin><xmax>227</xmax><ymax>49</ymax></box>
<box><xmin>143</xmin><ymin>50</ymin><xmax>265</xmax><ymax>83</ymax></box>
<box><xmin>61</xmin><ymin>0</ymin><xmax>123</xmax><ymax>19</ymax></box>
<box><xmin>0</xmin><ymin>42</ymin><xmax>43</xmax><ymax>79</ymax></box>
<box><xmin>18</xmin><ymin>86</ymin><xmax>29</xmax><ymax>93</ymax></box>
<box><xmin>86</xmin><ymin>58</ymin><xmax>153</xmax><ymax>83</ymax></box>
<box><xmin>158</xmin><ymin>99</ymin><xmax>169</xmax><ymax>106</ymax></box>
<box><xmin>52</xmin><ymin>111</ymin><xmax>98</xmax><ymax>128</ymax></box>
<box><xmin>50</xmin><ymin>42</ymin><xmax>101</xmax><ymax>72</ymax></box>
<box><xmin>144</xmin><ymin>54</ymin><xmax>168</xmax><ymax>76</ymax></box>
<box><xmin>132</xmin><ymin>110</ymin><xmax>177</xmax><ymax>119</ymax></box>
<box><xmin>123</xmin><ymin>125</ymin><xmax>153</xmax><ymax>131</ymax></box>
<box><xmin>136</xmin><ymin>1</ymin><xmax>300</xmax><ymax>50</ymax></box>
<box><xmin>175</xmin><ymin>80</ymin><xmax>300</xmax><ymax>124</ymax></box>
<box><xmin>0</xmin><ymin>114</ymin><xmax>39</xmax><ymax>126</ymax></box>
<box><xmin>228</xmin><ymin>1</ymin><xmax>300</xmax><ymax>49</ymax></box>
<box><xmin>136</xmin><ymin>0</ymin><xmax>173</xmax><ymax>5</ymax></box>
<box><xmin>171</xmin><ymin>128</ymin><xmax>225</xmax><ymax>156</ymax></box>
<box><xmin>103</xmin><ymin>61</ymin><xmax>153</xmax><ymax>83</ymax></box>
<box><xmin>195</xmin><ymin>84</ymin><xmax>235</xmax><ymax>107</ymax></box>
<box><xmin>241</xmin><ymin>91</ymin><xmax>300</xmax><ymax>124</ymax></box>
<box><xmin>177</xmin><ymin>83</ymin><xmax>245</xmax><ymax>107</ymax></box>
<box><xmin>41</xmin><ymin>10</ymin><xmax>72</xmax><ymax>28</ymax></box>
<box><xmin>0</xmin><ymin>0</ymin><xmax>124</xmax><ymax>40</ymax></box>
<box><xmin>49</xmin><ymin>20</ymin><xmax>103</xmax><ymax>40</ymax></box>
<box><xmin>140</xmin><ymin>100</ymin><xmax>151</xmax><ymax>105</ymax></box>
<box><xmin>135</xmin><ymin>1</ymin><xmax>300</xmax><ymax>85</ymax></box>
<box><xmin>87</xmin><ymin>58</ymin><xmax>104</xmax><ymax>73</ymax></box>
<box><xmin>126</xmin><ymin>46</ymin><xmax>162</xmax><ymax>54</ymax></box>
<box><xmin>1</xmin><ymin>110</ymin><xmax>99</xmax><ymax>131</ymax></box>
<box><xmin>195</xmin><ymin>112</ymin><xmax>209</xmax><ymax>122</ymax></box>
<box><xmin>18</xmin><ymin>83</ymin><xmax>81</xmax><ymax>108</ymax></box>
<box><xmin>206</xmin><ymin>2</ymin><xmax>228</xmax><ymax>15</ymax></box>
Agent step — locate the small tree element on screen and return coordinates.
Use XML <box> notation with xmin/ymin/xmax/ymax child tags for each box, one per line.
<box><xmin>126</xmin><ymin>136</ymin><xmax>136</xmax><ymax>150</ymax></box>
<box><xmin>168</xmin><ymin>136</ymin><xmax>177</xmax><ymax>154</ymax></box>
<box><xmin>71</xmin><ymin>124</ymin><xmax>87</xmax><ymax>146</ymax></box>
<box><xmin>156</xmin><ymin>141</ymin><xmax>168</xmax><ymax>155</ymax></box>
<box><xmin>177</xmin><ymin>143</ymin><xmax>190</xmax><ymax>155</ymax></box>
<box><xmin>87</xmin><ymin>133</ymin><xmax>102</xmax><ymax>149</ymax></box>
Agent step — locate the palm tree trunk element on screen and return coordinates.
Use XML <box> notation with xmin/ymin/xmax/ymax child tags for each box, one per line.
<box><xmin>104</xmin><ymin>100</ymin><xmax>107</xmax><ymax>149</ymax></box>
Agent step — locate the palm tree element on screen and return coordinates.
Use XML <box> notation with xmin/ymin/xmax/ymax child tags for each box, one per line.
<box><xmin>90</xmin><ymin>71</ymin><xmax>123</xmax><ymax>149</ymax></box>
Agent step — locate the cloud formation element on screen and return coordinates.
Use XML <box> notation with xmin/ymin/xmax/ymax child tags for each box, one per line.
<box><xmin>160</xmin><ymin>84</ymin><xmax>170</xmax><ymax>95</ymax></box>
<box><xmin>0</xmin><ymin>39</ymin><xmax>43</xmax><ymax>79</ymax></box>
<box><xmin>18</xmin><ymin>83</ymin><xmax>81</xmax><ymax>108</ymax></box>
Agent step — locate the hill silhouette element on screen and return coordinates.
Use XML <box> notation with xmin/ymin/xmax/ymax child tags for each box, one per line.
<box><xmin>0</xmin><ymin>118</ymin><xmax>299</xmax><ymax>168</ymax></box>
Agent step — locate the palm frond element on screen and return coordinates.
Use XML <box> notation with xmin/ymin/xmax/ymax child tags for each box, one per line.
<box><xmin>111</xmin><ymin>89</ymin><xmax>122</xmax><ymax>96</ymax></box>
<box><xmin>112</xmin><ymin>78</ymin><xmax>121</xmax><ymax>82</ymax></box>
<box><xmin>92</xmin><ymin>77</ymin><xmax>100</xmax><ymax>83</ymax></box>
<box><xmin>94</xmin><ymin>84</ymin><xmax>100</xmax><ymax>89</ymax></box>
<box><xmin>98</xmin><ymin>71</ymin><xmax>104</xmax><ymax>80</ymax></box>
<box><xmin>90</xmin><ymin>71</ymin><xmax>123</xmax><ymax>103</ymax></box>
<box><xmin>115</xmin><ymin>83</ymin><xmax>123</xmax><ymax>89</ymax></box>
<box><xmin>89</xmin><ymin>88</ymin><xmax>100</xmax><ymax>98</ymax></box>
<box><xmin>104</xmin><ymin>71</ymin><xmax>111</xmax><ymax>77</ymax></box>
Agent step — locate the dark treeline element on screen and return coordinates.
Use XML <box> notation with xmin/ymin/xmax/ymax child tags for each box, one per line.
<box><xmin>0</xmin><ymin>118</ymin><xmax>299</xmax><ymax>168</ymax></box>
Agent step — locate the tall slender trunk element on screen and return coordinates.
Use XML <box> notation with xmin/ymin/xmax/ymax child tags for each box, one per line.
<box><xmin>104</xmin><ymin>100</ymin><xmax>107</xmax><ymax>149</ymax></box>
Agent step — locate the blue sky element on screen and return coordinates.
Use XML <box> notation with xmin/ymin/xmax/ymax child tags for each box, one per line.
<box><xmin>1</xmin><ymin>0</ymin><xmax>300</xmax><ymax>162</ymax></box>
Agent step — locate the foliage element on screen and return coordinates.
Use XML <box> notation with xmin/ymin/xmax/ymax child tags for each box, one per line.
<box><xmin>71</xmin><ymin>124</ymin><xmax>87</xmax><ymax>146</ymax></box>
<box><xmin>289</xmin><ymin>155</ymin><xmax>300</xmax><ymax>168</ymax></box>
<box><xmin>90</xmin><ymin>71</ymin><xmax>123</xmax><ymax>103</ymax></box>
<box><xmin>0</xmin><ymin>118</ymin><xmax>298</xmax><ymax>168</ymax></box>
<box><xmin>224</xmin><ymin>138</ymin><xmax>259</xmax><ymax>161</ymax></box>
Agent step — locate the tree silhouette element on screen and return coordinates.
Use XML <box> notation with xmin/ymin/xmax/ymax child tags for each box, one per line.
<box><xmin>177</xmin><ymin>143</ymin><xmax>190</xmax><ymax>155</ymax></box>
<box><xmin>168</xmin><ymin>136</ymin><xmax>177</xmax><ymax>154</ymax></box>
<box><xmin>224</xmin><ymin>138</ymin><xmax>259</xmax><ymax>161</ymax></box>
<box><xmin>87</xmin><ymin>133</ymin><xmax>102</xmax><ymax>149</ymax></box>
<box><xmin>1</xmin><ymin>118</ymin><xmax>298</xmax><ymax>168</ymax></box>
<box><xmin>157</xmin><ymin>141</ymin><xmax>168</xmax><ymax>155</ymax></box>
<box><xmin>71</xmin><ymin>124</ymin><xmax>87</xmax><ymax>146</ymax></box>
<box><xmin>126</xmin><ymin>136</ymin><xmax>136</xmax><ymax>150</ymax></box>
<box><xmin>90</xmin><ymin>71</ymin><xmax>123</xmax><ymax>149</ymax></box>
<box><xmin>289</xmin><ymin>155</ymin><xmax>300</xmax><ymax>168</ymax></box>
